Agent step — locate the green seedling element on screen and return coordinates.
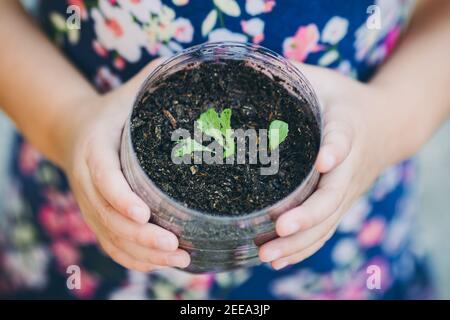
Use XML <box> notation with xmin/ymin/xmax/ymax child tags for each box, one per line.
<box><xmin>175</xmin><ymin>108</ymin><xmax>288</xmax><ymax>158</ymax></box>
<box><xmin>175</xmin><ymin>137</ymin><xmax>212</xmax><ymax>157</ymax></box>
<box><xmin>268</xmin><ymin>119</ymin><xmax>289</xmax><ymax>151</ymax></box>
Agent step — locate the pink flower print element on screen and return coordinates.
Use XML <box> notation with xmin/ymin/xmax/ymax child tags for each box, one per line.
<box><xmin>282</xmin><ymin>24</ymin><xmax>323</xmax><ymax>62</ymax></box>
<box><xmin>187</xmin><ymin>274</ymin><xmax>215</xmax><ymax>291</ymax></box>
<box><xmin>309</xmin><ymin>292</ymin><xmax>336</xmax><ymax>300</ymax></box>
<box><xmin>384</xmin><ymin>26</ymin><xmax>401</xmax><ymax>56</ymax></box>
<box><xmin>94</xmin><ymin>66</ymin><xmax>122</xmax><ymax>93</ymax></box>
<box><xmin>65</xmin><ymin>209</ymin><xmax>97</xmax><ymax>244</ymax></box>
<box><xmin>241</xmin><ymin>18</ymin><xmax>265</xmax><ymax>44</ymax></box>
<box><xmin>245</xmin><ymin>0</ymin><xmax>276</xmax><ymax>16</ymax></box>
<box><xmin>38</xmin><ymin>205</ymin><xmax>66</xmax><ymax>237</ymax></box>
<box><xmin>51</xmin><ymin>239</ymin><xmax>81</xmax><ymax>269</ymax></box>
<box><xmin>341</xmin><ymin>283</ymin><xmax>368</xmax><ymax>300</ymax></box>
<box><xmin>19</xmin><ymin>142</ymin><xmax>41</xmax><ymax>175</ymax></box>
<box><xmin>91</xmin><ymin>0</ymin><xmax>147</xmax><ymax>62</ymax></box>
<box><xmin>44</xmin><ymin>189</ymin><xmax>77</xmax><ymax>212</ymax></box>
<box><xmin>41</xmin><ymin>189</ymin><xmax>96</xmax><ymax>243</ymax></box>
<box><xmin>117</xmin><ymin>0</ymin><xmax>162</xmax><ymax>23</ymax></box>
<box><xmin>358</xmin><ymin>217</ymin><xmax>386</xmax><ymax>248</ymax></box>
<box><xmin>172</xmin><ymin>18</ymin><xmax>194</xmax><ymax>43</ymax></box>
<box><xmin>252</xmin><ymin>33</ymin><xmax>264</xmax><ymax>44</ymax></box>
<box><xmin>92</xmin><ymin>40</ymin><xmax>108</xmax><ymax>57</ymax></box>
<box><xmin>105</xmin><ymin>18</ymin><xmax>124</xmax><ymax>37</ymax></box>
<box><xmin>113</xmin><ymin>56</ymin><xmax>126</xmax><ymax>70</ymax></box>
<box><xmin>146</xmin><ymin>42</ymin><xmax>162</xmax><ymax>56</ymax></box>
<box><xmin>264</xmin><ymin>0</ymin><xmax>275</xmax><ymax>12</ymax></box>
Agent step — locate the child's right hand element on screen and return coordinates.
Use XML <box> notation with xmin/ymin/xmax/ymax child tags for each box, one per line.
<box><xmin>59</xmin><ymin>59</ymin><xmax>191</xmax><ymax>272</ymax></box>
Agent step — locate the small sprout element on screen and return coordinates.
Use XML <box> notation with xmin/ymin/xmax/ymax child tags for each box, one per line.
<box><xmin>196</xmin><ymin>108</ymin><xmax>234</xmax><ymax>157</ymax></box>
<box><xmin>174</xmin><ymin>108</ymin><xmax>289</xmax><ymax>158</ymax></box>
<box><xmin>196</xmin><ymin>108</ymin><xmax>224</xmax><ymax>145</ymax></box>
<box><xmin>219</xmin><ymin>109</ymin><xmax>235</xmax><ymax>157</ymax></box>
<box><xmin>268</xmin><ymin>120</ymin><xmax>289</xmax><ymax>151</ymax></box>
<box><xmin>219</xmin><ymin>108</ymin><xmax>232</xmax><ymax>133</ymax></box>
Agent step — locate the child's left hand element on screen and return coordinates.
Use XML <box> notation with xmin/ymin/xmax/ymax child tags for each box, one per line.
<box><xmin>259</xmin><ymin>62</ymin><xmax>392</xmax><ymax>270</ymax></box>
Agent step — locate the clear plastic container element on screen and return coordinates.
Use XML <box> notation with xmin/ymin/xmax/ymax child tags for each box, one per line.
<box><xmin>120</xmin><ymin>42</ymin><xmax>322</xmax><ymax>273</ymax></box>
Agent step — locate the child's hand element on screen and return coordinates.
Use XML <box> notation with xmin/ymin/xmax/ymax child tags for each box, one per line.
<box><xmin>259</xmin><ymin>63</ymin><xmax>390</xmax><ymax>270</ymax></box>
<box><xmin>61</xmin><ymin>59</ymin><xmax>191</xmax><ymax>272</ymax></box>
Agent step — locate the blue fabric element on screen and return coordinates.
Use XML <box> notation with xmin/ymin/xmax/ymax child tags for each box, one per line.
<box><xmin>0</xmin><ymin>0</ymin><xmax>434</xmax><ymax>299</ymax></box>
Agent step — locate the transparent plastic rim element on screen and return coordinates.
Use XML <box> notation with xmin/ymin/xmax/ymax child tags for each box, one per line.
<box><xmin>124</xmin><ymin>41</ymin><xmax>323</xmax><ymax>224</ymax></box>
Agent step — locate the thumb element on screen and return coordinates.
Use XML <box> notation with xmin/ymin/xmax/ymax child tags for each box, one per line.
<box><xmin>289</xmin><ymin>60</ymin><xmax>353</xmax><ymax>173</ymax></box>
<box><xmin>315</xmin><ymin>119</ymin><xmax>353</xmax><ymax>173</ymax></box>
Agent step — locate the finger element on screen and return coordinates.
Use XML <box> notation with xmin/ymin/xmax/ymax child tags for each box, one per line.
<box><xmin>259</xmin><ymin>220</ymin><xmax>329</xmax><ymax>262</ymax></box>
<box><xmin>78</xmin><ymin>168</ymin><xmax>179</xmax><ymax>251</ymax></box>
<box><xmin>112</xmin><ymin>237</ymin><xmax>190</xmax><ymax>268</ymax></box>
<box><xmin>271</xmin><ymin>225</ymin><xmax>336</xmax><ymax>270</ymax></box>
<box><xmin>260</xmin><ymin>211</ymin><xmax>339</xmax><ymax>262</ymax></box>
<box><xmin>276</xmin><ymin>177</ymin><xmax>346</xmax><ymax>237</ymax></box>
<box><xmin>98</xmin><ymin>237</ymin><xmax>163</xmax><ymax>273</ymax></box>
<box><xmin>85</xmin><ymin>58</ymin><xmax>169</xmax><ymax>224</ymax></box>
<box><xmin>87</xmin><ymin>143</ymin><xmax>150</xmax><ymax>224</ymax></box>
<box><xmin>97</xmin><ymin>203</ymin><xmax>178</xmax><ymax>251</ymax></box>
<box><xmin>272</xmin><ymin>242</ymin><xmax>324</xmax><ymax>270</ymax></box>
<box><xmin>315</xmin><ymin>119</ymin><xmax>353</xmax><ymax>173</ymax></box>
<box><xmin>291</xmin><ymin>61</ymin><xmax>353</xmax><ymax>172</ymax></box>
<box><xmin>271</xmin><ymin>231</ymin><xmax>331</xmax><ymax>270</ymax></box>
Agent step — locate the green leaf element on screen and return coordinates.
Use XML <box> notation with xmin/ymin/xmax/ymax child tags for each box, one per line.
<box><xmin>50</xmin><ymin>13</ymin><xmax>67</xmax><ymax>32</ymax></box>
<box><xmin>176</xmin><ymin>108</ymin><xmax>235</xmax><ymax>158</ymax></box>
<box><xmin>269</xmin><ymin>120</ymin><xmax>289</xmax><ymax>151</ymax></box>
<box><xmin>175</xmin><ymin>138</ymin><xmax>211</xmax><ymax>157</ymax></box>
<box><xmin>68</xmin><ymin>28</ymin><xmax>80</xmax><ymax>44</ymax></box>
<box><xmin>223</xmin><ymin>137</ymin><xmax>235</xmax><ymax>157</ymax></box>
<box><xmin>219</xmin><ymin>108</ymin><xmax>232</xmax><ymax>134</ymax></box>
<box><xmin>196</xmin><ymin>108</ymin><xmax>224</xmax><ymax>145</ymax></box>
<box><xmin>201</xmin><ymin>9</ymin><xmax>218</xmax><ymax>37</ymax></box>
<box><xmin>197</xmin><ymin>108</ymin><xmax>220</xmax><ymax>132</ymax></box>
<box><xmin>318</xmin><ymin>49</ymin><xmax>339</xmax><ymax>67</ymax></box>
<box><xmin>213</xmin><ymin>0</ymin><xmax>241</xmax><ymax>17</ymax></box>
<box><xmin>219</xmin><ymin>108</ymin><xmax>234</xmax><ymax>157</ymax></box>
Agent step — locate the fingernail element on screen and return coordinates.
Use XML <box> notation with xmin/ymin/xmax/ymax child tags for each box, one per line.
<box><xmin>129</xmin><ymin>206</ymin><xmax>149</xmax><ymax>223</ymax></box>
<box><xmin>262</xmin><ymin>248</ymin><xmax>282</xmax><ymax>262</ymax></box>
<box><xmin>273</xmin><ymin>261</ymin><xmax>289</xmax><ymax>270</ymax></box>
<box><xmin>168</xmin><ymin>254</ymin><xmax>189</xmax><ymax>268</ymax></box>
<box><xmin>156</xmin><ymin>236</ymin><xmax>177</xmax><ymax>251</ymax></box>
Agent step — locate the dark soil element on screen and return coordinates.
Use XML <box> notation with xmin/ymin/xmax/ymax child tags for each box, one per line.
<box><xmin>130</xmin><ymin>60</ymin><xmax>320</xmax><ymax>216</ymax></box>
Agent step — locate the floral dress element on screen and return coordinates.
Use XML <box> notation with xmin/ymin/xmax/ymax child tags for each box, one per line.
<box><xmin>0</xmin><ymin>0</ymin><xmax>434</xmax><ymax>299</ymax></box>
